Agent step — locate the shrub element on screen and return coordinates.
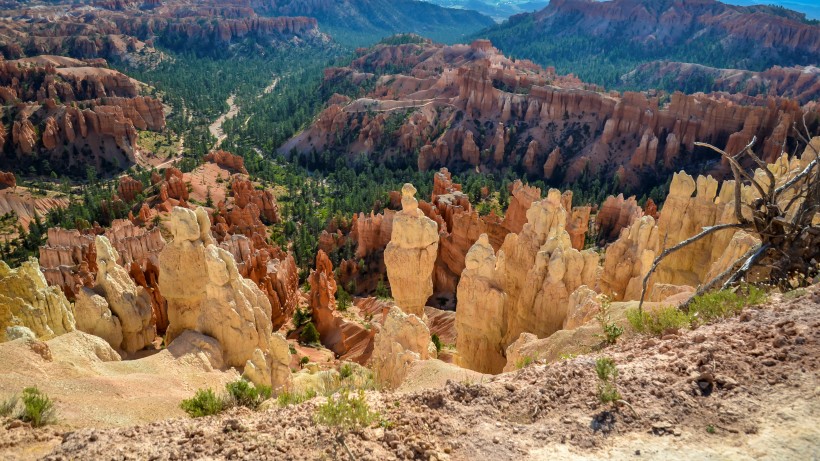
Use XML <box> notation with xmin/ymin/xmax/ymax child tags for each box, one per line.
<box><xmin>277</xmin><ymin>389</ymin><xmax>317</xmax><ymax>407</ymax></box>
<box><xmin>225</xmin><ymin>379</ymin><xmax>271</xmax><ymax>410</ymax></box>
<box><xmin>292</xmin><ymin>308</ymin><xmax>312</xmax><ymax>328</ymax></box>
<box><xmin>515</xmin><ymin>355</ymin><xmax>535</xmax><ymax>369</ymax></box>
<box><xmin>431</xmin><ymin>334</ymin><xmax>442</xmax><ymax>354</ymax></box>
<box><xmin>626</xmin><ymin>305</ymin><xmax>688</xmax><ymax>336</ymax></box>
<box><xmin>596</xmin><ymin>295</ymin><xmax>623</xmax><ymax>345</ymax></box>
<box><xmin>300</xmin><ymin>322</ymin><xmax>321</xmax><ymax>346</ymax></box>
<box><xmin>315</xmin><ymin>390</ymin><xmax>378</xmax><ymax>431</ymax></box>
<box><xmin>300</xmin><ymin>356</ymin><xmax>310</xmax><ymax>367</ymax></box>
<box><xmin>339</xmin><ymin>363</ymin><xmax>354</xmax><ymax>380</ymax></box>
<box><xmin>0</xmin><ymin>395</ymin><xmax>18</xmax><ymax>417</ymax></box>
<box><xmin>628</xmin><ymin>285</ymin><xmax>767</xmax><ymax>335</ymax></box>
<box><xmin>180</xmin><ymin>388</ymin><xmax>224</xmax><ymax>418</ymax></box>
<box><xmin>20</xmin><ymin>387</ymin><xmax>56</xmax><ymax>427</ymax></box>
<box><xmin>595</xmin><ymin>357</ymin><xmax>621</xmax><ymax>405</ymax></box>
<box><xmin>687</xmin><ymin>284</ymin><xmax>766</xmax><ymax>326</ymax></box>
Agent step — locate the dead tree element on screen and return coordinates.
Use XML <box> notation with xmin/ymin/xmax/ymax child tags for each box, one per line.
<box><xmin>638</xmin><ymin>123</ymin><xmax>819</xmax><ymax>313</ymax></box>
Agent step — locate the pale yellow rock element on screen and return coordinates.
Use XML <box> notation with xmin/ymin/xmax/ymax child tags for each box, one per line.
<box><xmin>74</xmin><ymin>287</ymin><xmax>124</xmax><ymax>351</ymax></box>
<box><xmin>563</xmin><ymin>285</ymin><xmax>601</xmax><ymax>330</ymax></box>
<box><xmin>166</xmin><ymin>330</ymin><xmax>224</xmax><ymax>372</ymax></box>
<box><xmin>384</xmin><ymin>183</ymin><xmax>439</xmax><ymax>317</ymax></box>
<box><xmin>370</xmin><ymin>306</ymin><xmax>433</xmax><ymax>389</ymax></box>
<box><xmin>0</xmin><ymin>258</ymin><xmax>75</xmax><ymax>342</ymax></box>
<box><xmin>92</xmin><ymin>236</ymin><xmax>156</xmax><ymax>354</ymax></box>
<box><xmin>159</xmin><ymin>207</ymin><xmax>290</xmax><ymax>389</ymax></box>
<box><xmin>455</xmin><ymin>234</ymin><xmax>507</xmax><ymax>374</ymax></box>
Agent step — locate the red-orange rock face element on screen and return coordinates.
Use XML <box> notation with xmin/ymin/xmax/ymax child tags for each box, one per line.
<box><xmin>0</xmin><ymin>171</ymin><xmax>15</xmax><ymax>189</ymax></box>
<box><xmin>282</xmin><ymin>39</ymin><xmax>817</xmax><ymax>189</ymax></box>
<box><xmin>596</xmin><ymin>194</ymin><xmax>643</xmax><ymax>244</ymax></box>
<box><xmin>0</xmin><ymin>57</ymin><xmax>166</xmax><ymax>171</ymax></box>
<box><xmin>204</xmin><ymin>151</ymin><xmax>248</xmax><ymax>174</ymax></box>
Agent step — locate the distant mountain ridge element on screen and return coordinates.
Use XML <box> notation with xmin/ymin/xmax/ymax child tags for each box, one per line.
<box><xmin>478</xmin><ymin>0</ymin><xmax>820</xmax><ymax>88</ymax></box>
<box><xmin>423</xmin><ymin>0</ymin><xmax>549</xmax><ymax>21</ymax></box>
<box><xmin>253</xmin><ymin>0</ymin><xmax>495</xmax><ymax>45</ymax></box>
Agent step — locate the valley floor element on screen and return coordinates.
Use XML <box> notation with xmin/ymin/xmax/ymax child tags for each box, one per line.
<box><xmin>3</xmin><ymin>287</ymin><xmax>817</xmax><ymax>460</ymax></box>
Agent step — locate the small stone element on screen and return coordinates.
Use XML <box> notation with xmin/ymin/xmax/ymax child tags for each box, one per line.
<box><xmin>492</xmin><ymin>436</ymin><xmax>500</xmax><ymax>444</ymax></box>
<box><xmin>693</xmin><ymin>333</ymin><xmax>706</xmax><ymax>344</ymax></box>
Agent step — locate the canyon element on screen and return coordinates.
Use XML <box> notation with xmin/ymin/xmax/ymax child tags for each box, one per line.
<box><xmin>283</xmin><ymin>38</ymin><xmax>818</xmax><ymax>194</ymax></box>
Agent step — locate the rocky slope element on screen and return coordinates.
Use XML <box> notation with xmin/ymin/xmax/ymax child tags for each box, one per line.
<box><xmin>0</xmin><ymin>0</ymin><xmax>322</xmax><ymax>61</ymax></box>
<box><xmin>0</xmin><ymin>55</ymin><xmax>165</xmax><ymax>176</ymax></box>
<box><xmin>26</xmin><ymin>286</ymin><xmax>820</xmax><ymax>461</ymax></box>
<box><xmin>283</xmin><ymin>38</ymin><xmax>817</xmax><ymax>191</ymax></box>
<box><xmin>479</xmin><ymin>0</ymin><xmax>820</xmax><ymax>88</ymax></box>
<box><xmin>622</xmin><ymin>62</ymin><xmax>820</xmax><ymax>105</ymax></box>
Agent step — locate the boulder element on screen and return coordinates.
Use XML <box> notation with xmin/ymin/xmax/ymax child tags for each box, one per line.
<box><xmin>369</xmin><ymin>306</ymin><xmax>434</xmax><ymax>389</ymax></box>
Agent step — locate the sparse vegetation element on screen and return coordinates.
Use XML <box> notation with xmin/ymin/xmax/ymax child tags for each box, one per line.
<box><xmin>225</xmin><ymin>379</ymin><xmax>272</xmax><ymax>410</ymax></box>
<box><xmin>596</xmin><ymin>295</ymin><xmax>624</xmax><ymax>345</ymax></box>
<box><xmin>180</xmin><ymin>388</ymin><xmax>224</xmax><ymax>418</ymax></box>
<box><xmin>300</xmin><ymin>322</ymin><xmax>321</xmax><ymax>346</ymax></box>
<box><xmin>515</xmin><ymin>355</ymin><xmax>536</xmax><ymax>369</ymax></box>
<box><xmin>628</xmin><ymin>285</ymin><xmax>767</xmax><ymax>336</ymax></box>
<box><xmin>315</xmin><ymin>390</ymin><xmax>378</xmax><ymax>430</ymax></box>
<box><xmin>0</xmin><ymin>395</ymin><xmax>18</xmax><ymax>417</ymax></box>
<box><xmin>594</xmin><ymin>357</ymin><xmax>621</xmax><ymax>405</ymax></box>
<box><xmin>706</xmin><ymin>424</ymin><xmax>716</xmax><ymax>434</ymax></box>
<box><xmin>180</xmin><ymin>379</ymin><xmax>273</xmax><ymax>417</ymax></box>
<box><xmin>431</xmin><ymin>334</ymin><xmax>442</xmax><ymax>354</ymax></box>
<box><xmin>277</xmin><ymin>389</ymin><xmax>318</xmax><ymax>407</ymax></box>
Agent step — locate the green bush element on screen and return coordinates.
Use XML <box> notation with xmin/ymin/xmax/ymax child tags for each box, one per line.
<box><xmin>277</xmin><ymin>389</ymin><xmax>317</xmax><ymax>407</ymax></box>
<box><xmin>315</xmin><ymin>390</ymin><xmax>378</xmax><ymax>430</ymax></box>
<box><xmin>339</xmin><ymin>363</ymin><xmax>354</xmax><ymax>379</ymax></box>
<box><xmin>225</xmin><ymin>379</ymin><xmax>271</xmax><ymax>410</ymax></box>
<box><xmin>627</xmin><ymin>305</ymin><xmax>689</xmax><ymax>336</ymax></box>
<box><xmin>628</xmin><ymin>285</ymin><xmax>767</xmax><ymax>336</ymax></box>
<box><xmin>300</xmin><ymin>322</ymin><xmax>321</xmax><ymax>346</ymax></box>
<box><xmin>687</xmin><ymin>284</ymin><xmax>766</xmax><ymax>326</ymax></box>
<box><xmin>431</xmin><ymin>334</ymin><xmax>442</xmax><ymax>354</ymax></box>
<box><xmin>20</xmin><ymin>387</ymin><xmax>56</xmax><ymax>427</ymax></box>
<box><xmin>596</xmin><ymin>296</ymin><xmax>623</xmax><ymax>345</ymax></box>
<box><xmin>180</xmin><ymin>388</ymin><xmax>224</xmax><ymax>418</ymax></box>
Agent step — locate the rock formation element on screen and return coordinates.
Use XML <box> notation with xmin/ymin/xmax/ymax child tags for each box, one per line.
<box><xmin>384</xmin><ymin>184</ymin><xmax>439</xmax><ymax>317</ymax></box>
<box><xmin>456</xmin><ymin>189</ymin><xmax>600</xmax><ymax>373</ymax></box>
<box><xmin>159</xmin><ymin>207</ymin><xmax>290</xmax><ymax>389</ymax></box>
<box><xmin>454</xmin><ymin>234</ymin><xmax>507</xmax><ymax>373</ymax></box>
<box><xmin>369</xmin><ymin>306</ymin><xmax>434</xmax><ymax>389</ymax></box>
<box><xmin>72</xmin><ymin>236</ymin><xmax>156</xmax><ymax>354</ymax></box>
<box><xmin>0</xmin><ymin>258</ymin><xmax>75</xmax><ymax>342</ymax></box>
<box><xmin>282</xmin><ymin>38</ymin><xmax>816</xmax><ymax>189</ymax></box>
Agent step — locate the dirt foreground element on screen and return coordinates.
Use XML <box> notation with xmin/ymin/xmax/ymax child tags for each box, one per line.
<box><xmin>3</xmin><ymin>287</ymin><xmax>818</xmax><ymax>461</ymax></box>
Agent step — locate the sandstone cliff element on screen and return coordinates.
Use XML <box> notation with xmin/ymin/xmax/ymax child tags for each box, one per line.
<box><xmin>158</xmin><ymin>207</ymin><xmax>290</xmax><ymax>390</ymax></box>
<box><xmin>282</xmin><ymin>39</ymin><xmax>817</xmax><ymax>189</ymax></box>
<box><xmin>0</xmin><ymin>258</ymin><xmax>75</xmax><ymax>342</ymax></box>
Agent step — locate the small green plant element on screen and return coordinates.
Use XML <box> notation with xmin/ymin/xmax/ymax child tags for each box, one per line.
<box><xmin>292</xmin><ymin>307</ymin><xmax>312</xmax><ymax>329</ymax></box>
<box><xmin>627</xmin><ymin>305</ymin><xmax>689</xmax><ymax>336</ymax></box>
<box><xmin>431</xmin><ymin>334</ymin><xmax>442</xmax><ymax>354</ymax></box>
<box><xmin>706</xmin><ymin>424</ymin><xmax>716</xmax><ymax>434</ymax></box>
<box><xmin>336</xmin><ymin>285</ymin><xmax>352</xmax><ymax>311</ymax></box>
<box><xmin>225</xmin><ymin>379</ymin><xmax>271</xmax><ymax>410</ymax></box>
<box><xmin>0</xmin><ymin>395</ymin><xmax>18</xmax><ymax>417</ymax></box>
<box><xmin>277</xmin><ymin>389</ymin><xmax>317</xmax><ymax>407</ymax></box>
<box><xmin>559</xmin><ymin>352</ymin><xmax>578</xmax><ymax>361</ymax></box>
<box><xmin>288</xmin><ymin>344</ymin><xmax>297</xmax><ymax>355</ymax></box>
<box><xmin>515</xmin><ymin>355</ymin><xmax>535</xmax><ymax>369</ymax></box>
<box><xmin>339</xmin><ymin>363</ymin><xmax>354</xmax><ymax>379</ymax></box>
<box><xmin>300</xmin><ymin>321</ymin><xmax>321</xmax><ymax>346</ymax></box>
<box><xmin>595</xmin><ymin>357</ymin><xmax>621</xmax><ymax>405</ymax></box>
<box><xmin>596</xmin><ymin>295</ymin><xmax>623</xmax><ymax>345</ymax></box>
<box><xmin>20</xmin><ymin>387</ymin><xmax>56</xmax><ymax>427</ymax></box>
<box><xmin>315</xmin><ymin>390</ymin><xmax>378</xmax><ymax>430</ymax></box>
<box><xmin>300</xmin><ymin>356</ymin><xmax>310</xmax><ymax>368</ymax></box>
<box><xmin>180</xmin><ymin>388</ymin><xmax>224</xmax><ymax>418</ymax></box>
<box><xmin>375</xmin><ymin>275</ymin><xmax>391</xmax><ymax>299</ymax></box>
<box><xmin>628</xmin><ymin>285</ymin><xmax>767</xmax><ymax>336</ymax></box>
<box><xmin>783</xmin><ymin>288</ymin><xmax>807</xmax><ymax>300</ymax></box>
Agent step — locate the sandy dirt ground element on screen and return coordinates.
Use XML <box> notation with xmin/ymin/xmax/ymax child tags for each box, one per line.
<box><xmin>2</xmin><ymin>286</ymin><xmax>815</xmax><ymax>460</ymax></box>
